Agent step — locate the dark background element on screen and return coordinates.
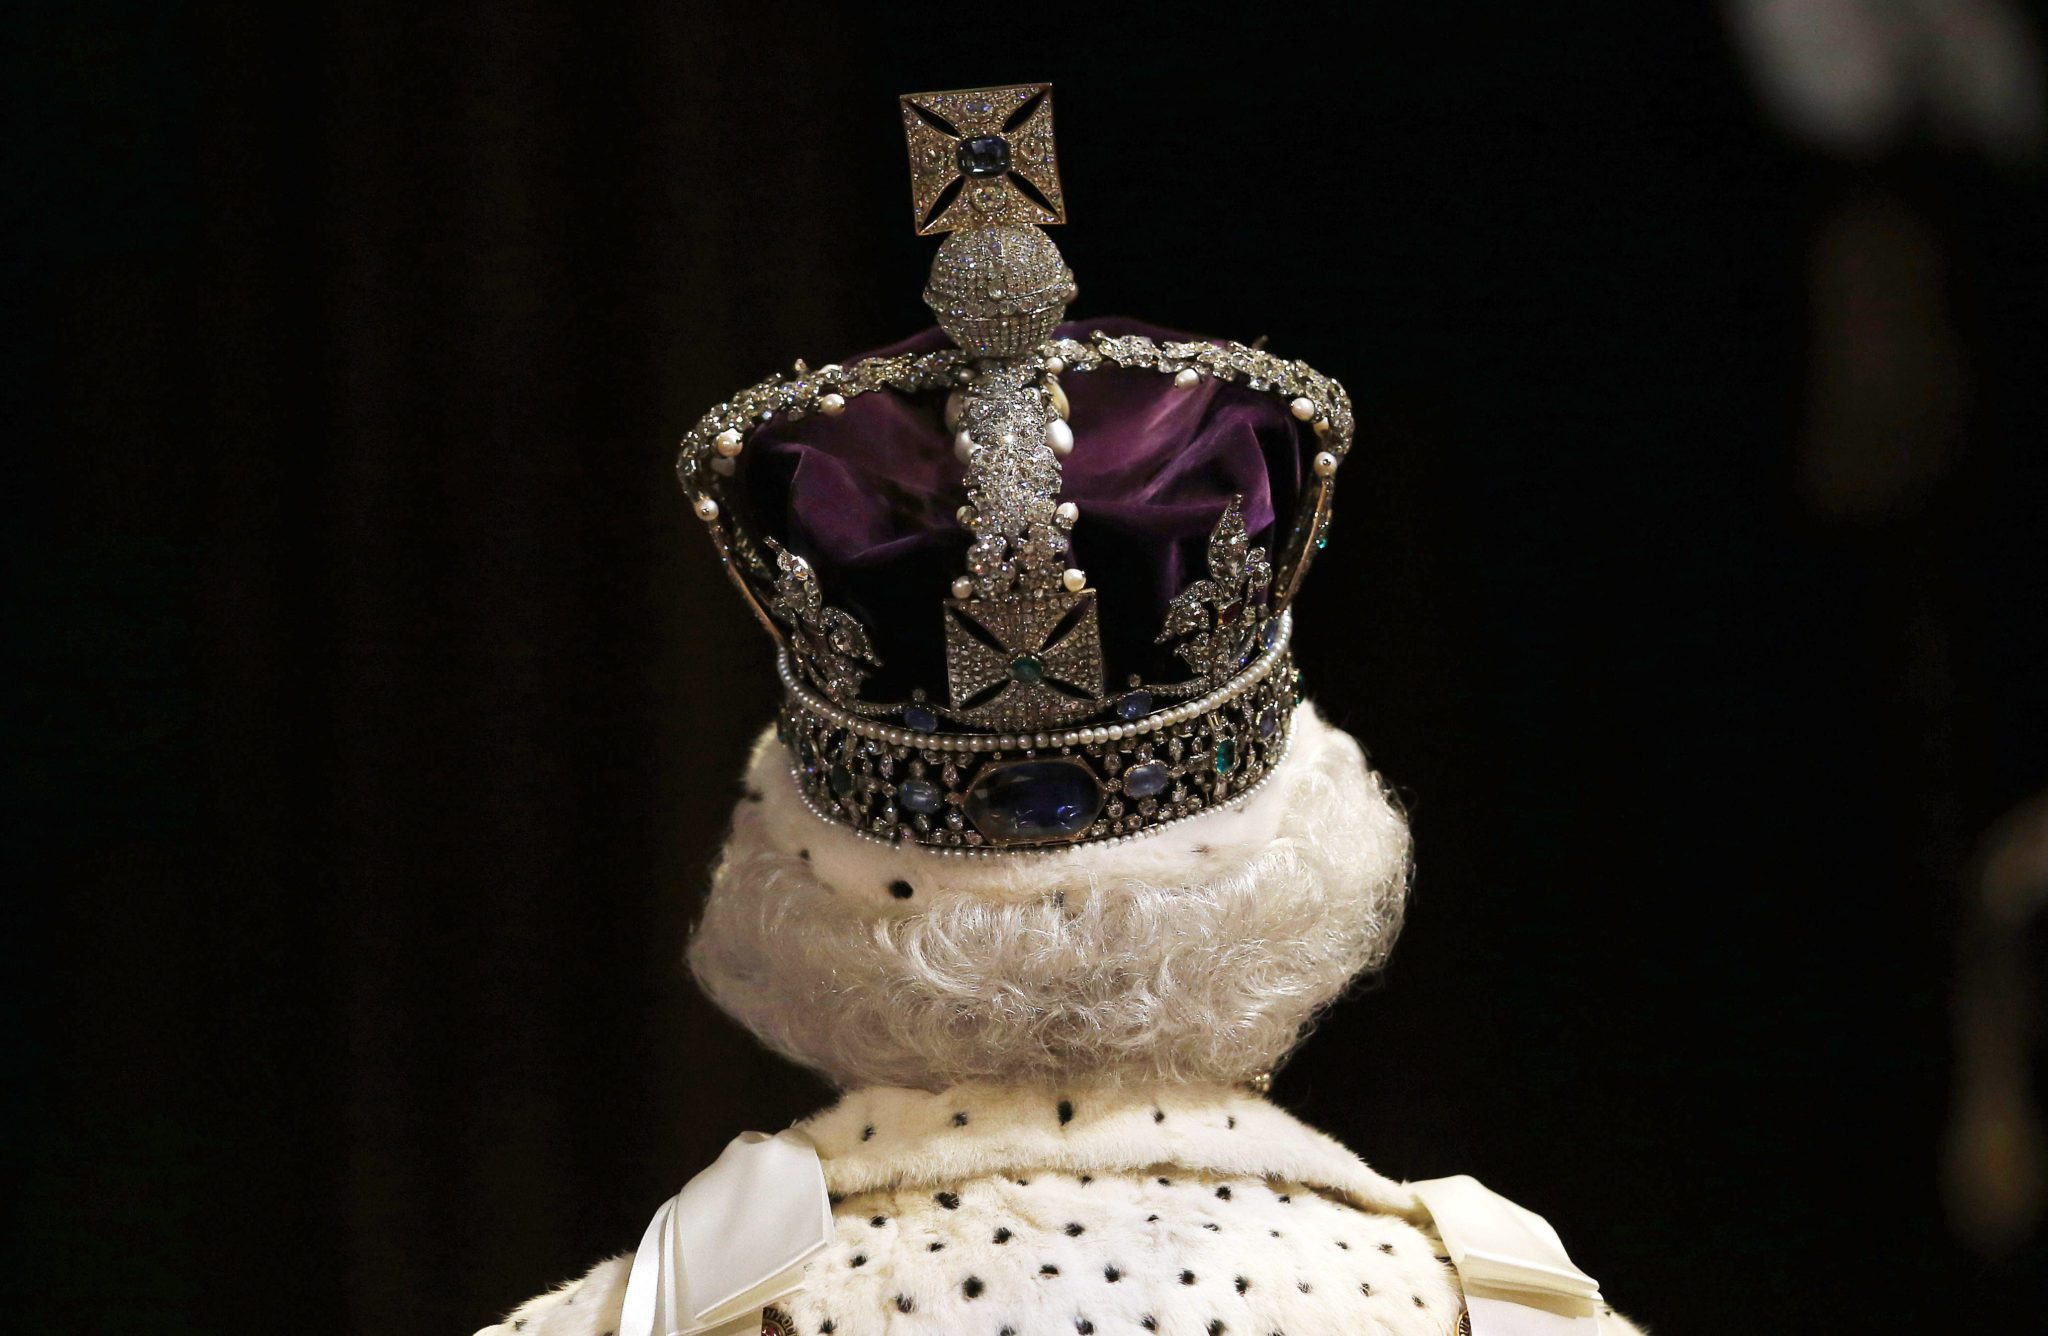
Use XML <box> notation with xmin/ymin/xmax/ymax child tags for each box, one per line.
<box><xmin>12</xmin><ymin>3</ymin><xmax>2047</xmax><ymax>1332</ymax></box>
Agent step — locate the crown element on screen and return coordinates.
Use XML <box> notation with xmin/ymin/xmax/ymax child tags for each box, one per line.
<box><xmin>675</xmin><ymin>84</ymin><xmax>1352</xmax><ymax>854</ymax></box>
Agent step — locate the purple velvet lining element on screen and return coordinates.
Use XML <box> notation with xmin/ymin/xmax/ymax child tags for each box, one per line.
<box><xmin>742</xmin><ymin>318</ymin><xmax>1306</xmax><ymax>699</ymax></box>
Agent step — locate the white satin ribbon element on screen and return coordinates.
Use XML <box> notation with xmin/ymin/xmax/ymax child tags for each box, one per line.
<box><xmin>1409</xmin><ymin>1175</ymin><xmax>1604</xmax><ymax>1336</ymax></box>
<box><xmin>618</xmin><ymin>1129</ymin><xmax>834</xmax><ymax>1336</ymax></box>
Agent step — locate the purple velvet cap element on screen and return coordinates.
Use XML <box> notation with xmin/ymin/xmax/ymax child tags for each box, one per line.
<box><xmin>741</xmin><ymin>318</ymin><xmax>1308</xmax><ymax>699</ymax></box>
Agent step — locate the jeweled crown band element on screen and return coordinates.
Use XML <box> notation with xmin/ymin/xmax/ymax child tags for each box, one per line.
<box><xmin>779</xmin><ymin>616</ymin><xmax>1300</xmax><ymax>854</ymax></box>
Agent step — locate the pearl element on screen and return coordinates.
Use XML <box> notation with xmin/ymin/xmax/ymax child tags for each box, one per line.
<box><xmin>1055</xmin><ymin>501</ymin><xmax>1079</xmax><ymax>527</ymax></box>
<box><xmin>1313</xmin><ymin>450</ymin><xmax>1338</xmax><ymax>477</ymax></box>
<box><xmin>951</xmin><ymin>576</ymin><xmax>974</xmax><ymax>600</ymax></box>
<box><xmin>1046</xmin><ymin>378</ymin><xmax>1070</xmax><ymax>420</ymax></box>
<box><xmin>1174</xmin><ymin>368</ymin><xmax>1200</xmax><ymax>388</ymax></box>
<box><xmin>955</xmin><ymin>429</ymin><xmax>976</xmax><ymax>463</ymax></box>
<box><xmin>819</xmin><ymin>392</ymin><xmax>846</xmax><ymax>416</ymax></box>
<box><xmin>1044</xmin><ymin>356</ymin><xmax>1065</xmax><ymax>374</ymax></box>
<box><xmin>1290</xmin><ymin>397</ymin><xmax>1315</xmax><ymax>421</ymax></box>
<box><xmin>945</xmin><ymin>389</ymin><xmax>965</xmax><ymax>429</ymax></box>
<box><xmin>713</xmin><ymin>428</ymin><xmax>743</xmax><ymax>457</ymax></box>
<box><xmin>1313</xmin><ymin>418</ymin><xmax>1331</xmax><ymax>436</ymax></box>
<box><xmin>1062</xmin><ymin>567</ymin><xmax>1086</xmax><ymax>593</ymax></box>
<box><xmin>709</xmin><ymin>455</ymin><xmax>736</xmax><ymax>477</ymax></box>
<box><xmin>1047</xmin><ymin>417</ymin><xmax>1074</xmax><ymax>456</ymax></box>
<box><xmin>693</xmin><ymin>495</ymin><xmax>720</xmax><ymax>521</ymax></box>
<box><xmin>957</xmin><ymin>504</ymin><xmax>977</xmax><ymax>525</ymax></box>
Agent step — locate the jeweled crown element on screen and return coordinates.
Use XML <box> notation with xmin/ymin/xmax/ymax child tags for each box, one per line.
<box><xmin>676</xmin><ymin>85</ymin><xmax>1352</xmax><ymax>853</ymax></box>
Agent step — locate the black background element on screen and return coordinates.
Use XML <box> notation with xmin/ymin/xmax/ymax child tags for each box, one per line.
<box><xmin>12</xmin><ymin>3</ymin><xmax>2048</xmax><ymax>1333</ymax></box>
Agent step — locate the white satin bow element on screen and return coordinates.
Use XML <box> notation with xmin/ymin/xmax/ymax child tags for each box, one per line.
<box><xmin>618</xmin><ymin>1130</ymin><xmax>834</xmax><ymax>1336</ymax></box>
<box><xmin>1409</xmin><ymin>1175</ymin><xmax>1606</xmax><ymax>1336</ymax></box>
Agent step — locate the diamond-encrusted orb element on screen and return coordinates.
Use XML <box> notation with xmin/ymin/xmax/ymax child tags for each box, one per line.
<box><xmin>898</xmin><ymin>777</ymin><xmax>943</xmax><ymax>815</ymax></box>
<box><xmin>963</xmin><ymin>757</ymin><xmax>1105</xmax><ymax>846</ymax></box>
<box><xmin>956</xmin><ymin>134</ymin><xmax>1012</xmax><ymax>178</ymax></box>
<box><xmin>924</xmin><ymin>223</ymin><xmax>1074</xmax><ymax>357</ymax></box>
<box><xmin>1124</xmin><ymin>760</ymin><xmax>1170</xmax><ymax>799</ymax></box>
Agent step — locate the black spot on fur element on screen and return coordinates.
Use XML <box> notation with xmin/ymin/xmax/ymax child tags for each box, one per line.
<box><xmin>849</xmin><ymin>1254</ymin><xmax>866</xmax><ymax>1267</ymax></box>
<box><xmin>1064</xmin><ymin>1222</ymin><xmax>1085</xmax><ymax>1237</ymax></box>
<box><xmin>951</xmin><ymin>1111</ymin><xmax>969</xmax><ymax>1126</ymax></box>
<box><xmin>927</xmin><ymin>1241</ymin><xmax>945</xmax><ymax>1252</ymax></box>
<box><xmin>819</xmin><ymin>1323</ymin><xmax>835</xmax><ymax>1334</ymax></box>
<box><xmin>1296</xmin><ymin>1281</ymin><xmax>1312</xmax><ymax>1294</ymax></box>
<box><xmin>888</xmin><ymin>879</ymin><xmax>914</xmax><ymax>900</ymax></box>
<box><xmin>1215</xmin><ymin>1186</ymin><xmax>1232</xmax><ymax>1200</ymax></box>
<box><xmin>993</xmin><ymin>1227</ymin><xmax>1012</xmax><ymax>1243</ymax></box>
<box><xmin>1378</xmin><ymin>1242</ymin><xmax>1395</xmax><ymax>1255</ymax></box>
<box><xmin>860</xmin><ymin>1125</ymin><xmax>875</xmax><ymax>1142</ymax></box>
<box><xmin>1104</xmin><ymin>1265</ymin><xmax>1122</xmax><ymax>1282</ymax></box>
<box><xmin>798</xmin><ymin>849</ymin><xmax>810</xmax><ymax>861</ymax></box>
<box><xmin>1076</xmin><ymin>1322</ymin><xmax>1094</xmax><ymax>1334</ymax></box>
<box><xmin>1180</xmin><ymin>1270</ymin><xmax>1197</xmax><ymax>1285</ymax></box>
<box><xmin>1058</xmin><ymin>1099</ymin><xmax>1074</xmax><ymax>1125</ymax></box>
<box><xmin>1153</xmin><ymin>1109</ymin><xmax>1166</xmax><ymax>1124</ymax></box>
<box><xmin>869</xmin><ymin>1215</ymin><xmax>887</xmax><ymax>1227</ymax></box>
<box><xmin>894</xmin><ymin>1295</ymin><xmax>915</xmax><ymax>1313</ymax></box>
<box><xmin>1142</xmin><ymin>1319</ymin><xmax>1158</xmax><ymax>1332</ymax></box>
<box><xmin>935</xmin><ymin>1191</ymin><xmax>961</xmax><ymax>1210</ymax></box>
<box><xmin>1234</xmin><ymin>1277</ymin><xmax>1249</xmax><ymax>1294</ymax></box>
<box><xmin>963</xmin><ymin>1277</ymin><xmax>984</xmax><ymax>1299</ymax></box>
<box><xmin>745</xmin><ymin>789</ymin><xmax>764</xmax><ymax>803</ymax></box>
<box><xmin>1208</xmin><ymin>1321</ymin><xmax>1226</xmax><ymax>1336</ymax></box>
<box><xmin>1040</xmin><ymin>1264</ymin><xmax>1060</xmax><ymax>1276</ymax></box>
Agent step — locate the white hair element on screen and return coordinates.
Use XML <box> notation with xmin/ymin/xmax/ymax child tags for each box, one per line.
<box><xmin>687</xmin><ymin>706</ymin><xmax>1411</xmax><ymax>1091</ymax></box>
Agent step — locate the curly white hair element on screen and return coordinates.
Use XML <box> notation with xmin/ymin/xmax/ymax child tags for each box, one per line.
<box><xmin>687</xmin><ymin>706</ymin><xmax>1411</xmax><ymax>1090</ymax></box>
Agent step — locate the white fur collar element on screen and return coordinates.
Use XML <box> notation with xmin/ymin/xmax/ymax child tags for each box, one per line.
<box><xmin>799</xmin><ymin>1082</ymin><xmax>1424</xmax><ymax>1223</ymax></box>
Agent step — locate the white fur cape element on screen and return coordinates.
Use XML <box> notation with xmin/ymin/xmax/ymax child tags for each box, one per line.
<box><xmin>479</xmin><ymin>1083</ymin><xmax>1644</xmax><ymax>1336</ymax></box>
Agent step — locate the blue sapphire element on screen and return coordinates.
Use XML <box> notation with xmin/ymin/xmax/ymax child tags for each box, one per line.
<box><xmin>903</xmin><ymin>704</ymin><xmax>939</xmax><ymax>733</ymax></box>
<box><xmin>956</xmin><ymin>134</ymin><xmax>1012</xmax><ymax>178</ymax></box>
<box><xmin>1124</xmin><ymin>761</ymin><xmax>1170</xmax><ymax>799</ymax></box>
<box><xmin>1257</xmin><ymin>705</ymin><xmax>1280</xmax><ymax>739</ymax></box>
<box><xmin>1114</xmin><ymin>690</ymin><xmax>1153</xmax><ymax>722</ymax></box>
<box><xmin>1261</xmin><ymin>618</ymin><xmax>1282</xmax><ymax>651</ymax></box>
<box><xmin>964</xmin><ymin>757</ymin><xmax>1105</xmax><ymax>846</ymax></box>
<box><xmin>897</xmin><ymin>777</ymin><xmax>943</xmax><ymax>815</ymax></box>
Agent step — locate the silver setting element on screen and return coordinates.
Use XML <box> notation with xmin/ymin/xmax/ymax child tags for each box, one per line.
<box><xmin>764</xmin><ymin>539</ymin><xmax>880</xmax><ymax>704</ymax></box>
<box><xmin>924</xmin><ymin>224</ymin><xmax>1074</xmax><ymax>357</ymax></box>
<box><xmin>1158</xmin><ymin>496</ymin><xmax>1274</xmax><ymax>689</ymax></box>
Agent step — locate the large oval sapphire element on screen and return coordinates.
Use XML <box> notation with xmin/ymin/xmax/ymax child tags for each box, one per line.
<box><xmin>963</xmin><ymin>757</ymin><xmax>1105</xmax><ymax>846</ymax></box>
